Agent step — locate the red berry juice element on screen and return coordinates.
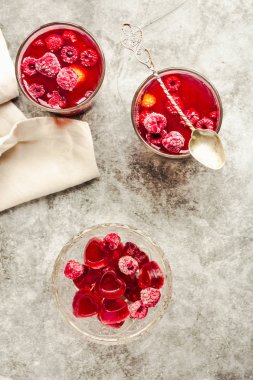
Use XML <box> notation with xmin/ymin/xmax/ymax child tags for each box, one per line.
<box><xmin>16</xmin><ymin>23</ymin><xmax>105</xmax><ymax>114</ymax></box>
<box><xmin>132</xmin><ymin>68</ymin><xmax>222</xmax><ymax>157</ymax></box>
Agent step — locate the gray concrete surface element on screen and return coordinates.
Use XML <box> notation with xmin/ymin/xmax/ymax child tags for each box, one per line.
<box><xmin>0</xmin><ymin>0</ymin><xmax>253</xmax><ymax>379</ymax></box>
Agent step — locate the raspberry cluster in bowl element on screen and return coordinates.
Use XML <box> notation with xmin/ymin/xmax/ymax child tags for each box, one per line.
<box><xmin>133</xmin><ymin>68</ymin><xmax>222</xmax><ymax>157</ymax></box>
<box><xmin>64</xmin><ymin>233</ymin><xmax>164</xmax><ymax>329</ymax></box>
<box><xmin>19</xmin><ymin>27</ymin><xmax>103</xmax><ymax>110</ymax></box>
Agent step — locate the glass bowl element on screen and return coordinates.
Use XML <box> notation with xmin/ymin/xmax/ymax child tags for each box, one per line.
<box><xmin>15</xmin><ymin>22</ymin><xmax>105</xmax><ymax>115</ymax></box>
<box><xmin>131</xmin><ymin>67</ymin><xmax>223</xmax><ymax>159</ymax></box>
<box><xmin>51</xmin><ymin>223</ymin><xmax>172</xmax><ymax>345</ymax></box>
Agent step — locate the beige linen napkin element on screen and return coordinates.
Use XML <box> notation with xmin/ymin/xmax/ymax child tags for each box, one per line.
<box><xmin>0</xmin><ymin>31</ymin><xmax>99</xmax><ymax>212</ymax></box>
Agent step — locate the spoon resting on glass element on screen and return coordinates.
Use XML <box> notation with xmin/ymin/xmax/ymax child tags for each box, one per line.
<box><xmin>121</xmin><ymin>23</ymin><xmax>225</xmax><ymax>170</ymax></box>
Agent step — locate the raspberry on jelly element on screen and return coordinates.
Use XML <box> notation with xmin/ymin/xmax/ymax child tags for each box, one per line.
<box><xmin>165</xmin><ymin>75</ymin><xmax>181</xmax><ymax>92</ymax></box>
<box><xmin>141</xmin><ymin>93</ymin><xmax>156</xmax><ymax>108</ymax></box>
<box><xmin>140</xmin><ymin>287</ymin><xmax>161</xmax><ymax>307</ymax></box>
<box><xmin>35</xmin><ymin>52</ymin><xmax>61</xmax><ymax>77</ymax></box>
<box><xmin>80</xmin><ymin>48</ymin><xmax>98</xmax><ymax>67</ymax></box>
<box><xmin>56</xmin><ymin>67</ymin><xmax>78</xmax><ymax>91</ymax></box>
<box><xmin>28</xmin><ymin>83</ymin><xmax>45</xmax><ymax>98</ymax></box>
<box><xmin>165</xmin><ymin>95</ymin><xmax>184</xmax><ymax>115</ymax></box>
<box><xmin>196</xmin><ymin>117</ymin><xmax>214</xmax><ymax>130</ymax></box>
<box><xmin>143</xmin><ymin>112</ymin><xmax>167</xmax><ymax>134</ymax></box>
<box><xmin>47</xmin><ymin>91</ymin><xmax>66</xmax><ymax>109</ymax></box>
<box><xmin>45</xmin><ymin>33</ymin><xmax>63</xmax><ymax>52</ymax></box>
<box><xmin>139</xmin><ymin>110</ymin><xmax>152</xmax><ymax>125</ymax></box>
<box><xmin>64</xmin><ymin>260</ymin><xmax>84</xmax><ymax>280</ymax></box>
<box><xmin>118</xmin><ymin>255</ymin><xmax>139</xmax><ymax>276</ymax></box>
<box><xmin>128</xmin><ymin>300</ymin><xmax>148</xmax><ymax>319</ymax></box>
<box><xmin>180</xmin><ymin>108</ymin><xmax>200</xmax><ymax>126</ymax></box>
<box><xmin>33</xmin><ymin>39</ymin><xmax>45</xmax><ymax>47</ymax></box>
<box><xmin>62</xmin><ymin>30</ymin><xmax>78</xmax><ymax>43</ymax></box>
<box><xmin>21</xmin><ymin>57</ymin><xmax>37</xmax><ymax>76</ymax></box>
<box><xmin>61</xmin><ymin>45</ymin><xmax>78</xmax><ymax>64</ymax></box>
<box><xmin>138</xmin><ymin>261</ymin><xmax>164</xmax><ymax>289</ymax></box>
<box><xmin>162</xmin><ymin>131</ymin><xmax>185</xmax><ymax>154</ymax></box>
<box><xmin>103</xmin><ymin>233</ymin><xmax>121</xmax><ymax>251</ymax></box>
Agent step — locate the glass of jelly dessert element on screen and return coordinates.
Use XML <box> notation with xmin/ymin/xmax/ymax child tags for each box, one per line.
<box><xmin>51</xmin><ymin>223</ymin><xmax>172</xmax><ymax>345</ymax></box>
<box><xmin>15</xmin><ymin>22</ymin><xmax>105</xmax><ymax>115</ymax></box>
<box><xmin>132</xmin><ymin>68</ymin><xmax>223</xmax><ymax>158</ymax></box>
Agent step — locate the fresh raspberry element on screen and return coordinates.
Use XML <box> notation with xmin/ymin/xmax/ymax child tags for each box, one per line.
<box><xmin>61</xmin><ymin>45</ymin><xmax>78</xmax><ymax>64</ymax></box>
<box><xmin>64</xmin><ymin>260</ymin><xmax>84</xmax><ymax>280</ymax></box>
<box><xmin>165</xmin><ymin>75</ymin><xmax>181</xmax><ymax>92</ymax></box>
<box><xmin>143</xmin><ymin>112</ymin><xmax>167</xmax><ymax>134</ymax></box>
<box><xmin>139</xmin><ymin>110</ymin><xmax>151</xmax><ymax>125</ymax></box>
<box><xmin>180</xmin><ymin>108</ymin><xmax>200</xmax><ymax>126</ymax></box>
<box><xmin>162</xmin><ymin>131</ymin><xmax>185</xmax><ymax>153</ymax></box>
<box><xmin>80</xmin><ymin>49</ymin><xmax>98</xmax><ymax>67</ymax></box>
<box><xmin>45</xmin><ymin>33</ymin><xmax>63</xmax><ymax>52</ymax></box>
<box><xmin>196</xmin><ymin>117</ymin><xmax>214</xmax><ymax>130</ymax></box>
<box><xmin>141</xmin><ymin>93</ymin><xmax>156</xmax><ymax>108</ymax></box>
<box><xmin>146</xmin><ymin>131</ymin><xmax>167</xmax><ymax>146</ymax></box>
<box><xmin>28</xmin><ymin>83</ymin><xmax>45</xmax><ymax>98</ymax></box>
<box><xmin>69</xmin><ymin>65</ymin><xmax>86</xmax><ymax>84</ymax></box>
<box><xmin>56</xmin><ymin>67</ymin><xmax>78</xmax><ymax>91</ymax></box>
<box><xmin>21</xmin><ymin>57</ymin><xmax>37</xmax><ymax>76</ymax></box>
<box><xmin>118</xmin><ymin>255</ymin><xmax>139</xmax><ymax>275</ymax></box>
<box><xmin>128</xmin><ymin>301</ymin><xmax>148</xmax><ymax>319</ymax></box>
<box><xmin>33</xmin><ymin>39</ymin><xmax>45</xmax><ymax>47</ymax></box>
<box><xmin>122</xmin><ymin>242</ymin><xmax>149</xmax><ymax>268</ymax></box>
<box><xmin>62</xmin><ymin>30</ymin><xmax>78</xmax><ymax>43</ymax></box>
<box><xmin>103</xmin><ymin>233</ymin><xmax>121</xmax><ymax>251</ymax></box>
<box><xmin>35</xmin><ymin>52</ymin><xmax>61</xmax><ymax>77</ymax></box>
<box><xmin>165</xmin><ymin>95</ymin><xmax>184</xmax><ymax>115</ymax></box>
<box><xmin>140</xmin><ymin>287</ymin><xmax>161</xmax><ymax>307</ymax></box>
<box><xmin>47</xmin><ymin>91</ymin><xmax>66</xmax><ymax>109</ymax></box>
<box><xmin>209</xmin><ymin>111</ymin><xmax>218</xmax><ymax>120</ymax></box>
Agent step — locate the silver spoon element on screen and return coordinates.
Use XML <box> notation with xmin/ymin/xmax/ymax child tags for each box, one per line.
<box><xmin>121</xmin><ymin>24</ymin><xmax>225</xmax><ymax>170</ymax></box>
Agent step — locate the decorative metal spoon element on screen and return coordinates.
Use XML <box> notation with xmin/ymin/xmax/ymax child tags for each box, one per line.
<box><xmin>121</xmin><ymin>24</ymin><xmax>225</xmax><ymax>170</ymax></box>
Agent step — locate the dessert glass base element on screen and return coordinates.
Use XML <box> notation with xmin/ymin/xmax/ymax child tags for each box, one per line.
<box><xmin>51</xmin><ymin>224</ymin><xmax>172</xmax><ymax>345</ymax></box>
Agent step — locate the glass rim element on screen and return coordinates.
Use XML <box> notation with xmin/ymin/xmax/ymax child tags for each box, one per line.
<box><xmin>15</xmin><ymin>21</ymin><xmax>106</xmax><ymax>113</ymax></box>
<box><xmin>131</xmin><ymin>67</ymin><xmax>223</xmax><ymax>159</ymax></box>
<box><xmin>51</xmin><ymin>223</ymin><xmax>173</xmax><ymax>344</ymax></box>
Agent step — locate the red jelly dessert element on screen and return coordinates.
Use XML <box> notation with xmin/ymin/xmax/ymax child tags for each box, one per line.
<box><xmin>132</xmin><ymin>68</ymin><xmax>222</xmax><ymax>157</ymax></box>
<box><xmin>16</xmin><ymin>22</ymin><xmax>105</xmax><ymax>114</ymax></box>
<box><xmin>64</xmin><ymin>232</ymin><xmax>165</xmax><ymax>328</ymax></box>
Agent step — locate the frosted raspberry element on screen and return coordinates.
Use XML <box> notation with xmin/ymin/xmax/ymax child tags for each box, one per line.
<box><xmin>47</xmin><ymin>91</ymin><xmax>66</xmax><ymax>109</ymax></box>
<box><xmin>28</xmin><ymin>83</ymin><xmax>45</xmax><ymax>98</ymax></box>
<box><xmin>139</xmin><ymin>110</ymin><xmax>151</xmax><ymax>125</ymax></box>
<box><xmin>128</xmin><ymin>301</ymin><xmax>148</xmax><ymax>319</ymax></box>
<box><xmin>21</xmin><ymin>57</ymin><xmax>37</xmax><ymax>76</ymax></box>
<box><xmin>64</xmin><ymin>260</ymin><xmax>84</xmax><ymax>279</ymax></box>
<box><xmin>165</xmin><ymin>95</ymin><xmax>184</xmax><ymax>115</ymax></box>
<box><xmin>80</xmin><ymin>49</ymin><xmax>98</xmax><ymax>67</ymax></box>
<box><xmin>62</xmin><ymin>30</ymin><xmax>77</xmax><ymax>43</ymax></box>
<box><xmin>35</xmin><ymin>52</ymin><xmax>61</xmax><ymax>77</ymax></box>
<box><xmin>180</xmin><ymin>108</ymin><xmax>200</xmax><ymax>126</ymax></box>
<box><xmin>165</xmin><ymin>75</ymin><xmax>181</xmax><ymax>92</ymax></box>
<box><xmin>56</xmin><ymin>67</ymin><xmax>78</xmax><ymax>91</ymax></box>
<box><xmin>61</xmin><ymin>45</ymin><xmax>78</xmax><ymax>63</ymax></box>
<box><xmin>118</xmin><ymin>256</ymin><xmax>139</xmax><ymax>275</ymax></box>
<box><xmin>209</xmin><ymin>111</ymin><xmax>218</xmax><ymax>120</ymax></box>
<box><xmin>162</xmin><ymin>131</ymin><xmax>185</xmax><ymax>153</ymax></box>
<box><xmin>103</xmin><ymin>233</ymin><xmax>121</xmax><ymax>251</ymax></box>
<box><xmin>146</xmin><ymin>130</ymin><xmax>167</xmax><ymax>146</ymax></box>
<box><xmin>33</xmin><ymin>39</ymin><xmax>45</xmax><ymax>47</ymax></box>
<box><xmin>196</xmin><ymin>117</ymin><xmax>214</xmax><ymax>130</ymax></box>
<box><xmin>140</xmin><ymin>287</ymin><xmax>161</xmax><ymax>307</ymax></box>
<box><xmin>141</xmin><ymin>93</ymin><xmax>156</xmax><ymax>108</ymax></box>
<box><xmin>45</xmin><ymin>33</ymin><xmax>63</xmax><ymax>52</ymax></box>
<box><xmin>143</xmin><ymin>112</ymin><xmax>167</xmax><ymax>134</ymax></box>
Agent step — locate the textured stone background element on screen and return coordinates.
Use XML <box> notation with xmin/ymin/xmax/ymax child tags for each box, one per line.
<box><xmin>0</xmin><ymin>0</ymin><xmax>253</xmax><ymax>379</ymax></box>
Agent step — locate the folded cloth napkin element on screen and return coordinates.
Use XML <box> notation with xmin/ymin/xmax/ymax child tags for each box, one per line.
<box><xmin>0</xmin><ymin>30</ymin><xmax>99</xmax><ymax>212</ymax></box>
